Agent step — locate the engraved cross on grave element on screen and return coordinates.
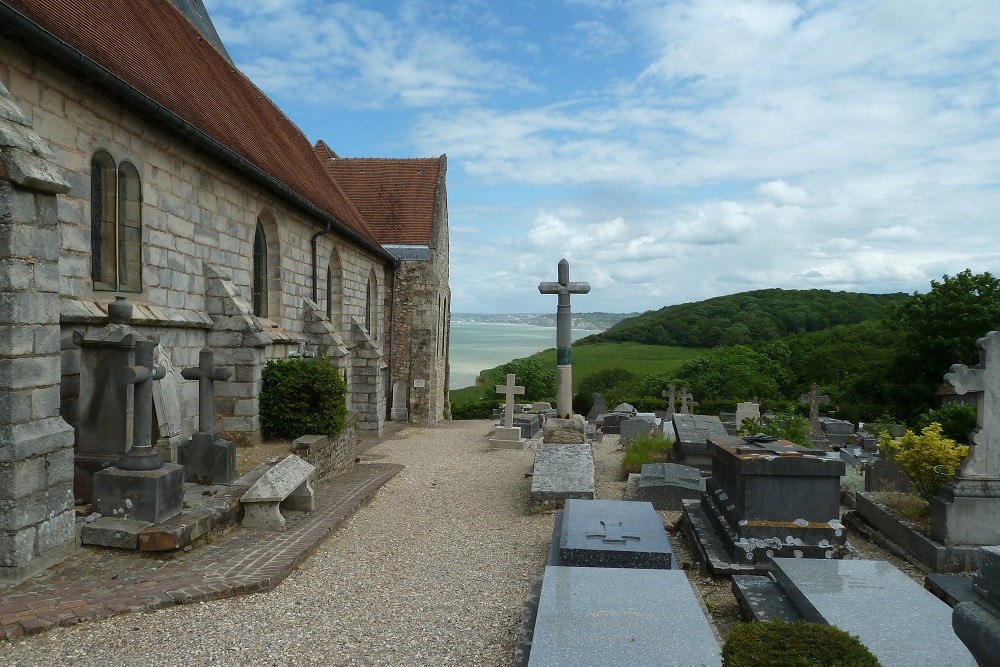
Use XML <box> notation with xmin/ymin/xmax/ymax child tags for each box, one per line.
<box><xmin>178</xmin><ymin>348</ymin><xmax>237</xmax><ymax>484</ymax></box>
<box><xmin>799</xmin><ymin>383</ymin><xmax>830</xmax><ymax>439</ymax></box>
<box><xmin>587</xmin><ymin>519</ymin><xmax>641</xmax><ymax>545</ymax></box>
<box><xmin>935</xmin><ymin>331</ymin><xmax>1000</xmax><ymax>545</ymax></box>
<box><xmin>489</xmin><ymin>373</ymin><xmax>528</xmax><ymax>450</ymax></box>
<box><xmin>538</xmin><ymin>258</ymin><xmax>590</xmax><ymax>419</ymax></box>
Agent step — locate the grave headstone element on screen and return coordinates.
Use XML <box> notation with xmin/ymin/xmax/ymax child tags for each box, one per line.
<box><xmin>390</xmin><ymin>380</ymin><xmax>409</xmax><ymax>421</ymax></box>
<box><xmin>527</xmin><ymin>566</ymin><xmax>722</xmax><ymax>667</ymax></box>
<box><xmin>936</xmin><ymin>331</ymin><xmax>1000</xmax><ymax>545</ymax></box>
<box><xmin>538</xmin><ymin>259</ymin><xmax>590</xmax><ymax>419</ymax></box>
<box><xmin>177</xmin><ymin>347</ymin><xmax>236</xmax><ymax>484</ymax></box>
<box><xmin>635</xmin><ymin>462</ymin><xmax>703</xmax><ymax>511</ymax></box>
<box><xmin>601</xmin><ymin>412</ymin><xmax>630</xmax><ymax>434</ymax></box>
<box><xmin>554</xmin><ymin>499</ymin><xmax>673</xmax><ymax>569</ymax></box>
<box><xmin>799</xmin><ymin>383</ymin><xmax>830</xmax><ymax>440</ymax></box>
<box><xmin>531</xmin><ymin>402</ymin><xmax>552</xmax><ymax>412</ymax></box>
<box><xmin>952</xmin><ymin>545</ymin><xmax>1000</xmax><ymax>666</ymax></box>
<box><xmin>620</xmin><ymin>418</ymin><xmax>654</xmax><ymax>446</ymax></box>
<box><xmin>671</xmin><ymin>414</ymin><xmax>728</xmax><ymax>474</ymax></box>
<box><xmin>770</xmin><ymin>558</ymin><xmax>975</xmax><ymax>667</ymax></box>
<box><xmin>530</xmin><ymin>443</ymin><xmax>595</xmax><ymax>512</ymax></box>
<box><xmin>613</xmin><ymin>403</ymin><xmax>636</xmax><ymax>414</ymax></box>
<box><xmin>735</xmin><ymin>402</ymin><xmax>760</xmax><ymax>430</ymax></box>
<box><xmin>585</xmin><ymin>392</ymin><xmax>606</xmax><ymax>423</ymax></box>
<box><xmin>542</xmin><ymin>415</ymin><xmax>586</xmax><ymax>444</ymax></box>
<box><xmin>512</xmin><ymin>413</ymin><xmax>542</xmax><ymax>440</ymax></box>
<box><xmin>490</xmin><ymin>374</ymin><xmax>527</xmax><ymax>450</ymax></box>
<box><xmin>662</xmin><ymin>384</ymin><xmax>677</xmax><ymax>418</ymax></box>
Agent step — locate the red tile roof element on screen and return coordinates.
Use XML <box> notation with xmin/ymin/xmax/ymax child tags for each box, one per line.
<box><xmin>315</xmin><ymin>141</ymin><xmax>441</xmax><ymax>246</ymax></box>
<box><xmin>2</xmin><ymin>0</ymin><xmax>384</xmax><ymax>253</ymax></box>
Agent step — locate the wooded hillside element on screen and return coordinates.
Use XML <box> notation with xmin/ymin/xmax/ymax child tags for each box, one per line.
<box><xmin>581</xmin><ymin>289</ymin><xmax>910</xmax><ymax>348</ymax></box>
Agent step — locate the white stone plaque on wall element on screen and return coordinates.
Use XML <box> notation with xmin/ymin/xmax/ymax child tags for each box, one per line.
<box><xmin>413</xmin><ymin>379</ymin><xmax>426</xmax><ymax>388</ymax></box>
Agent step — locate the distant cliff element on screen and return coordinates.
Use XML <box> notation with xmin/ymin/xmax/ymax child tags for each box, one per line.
<box><xmin>451</xmin><ymin>312</ymin><xmax>634</xmax><ymax>331</ymax></box>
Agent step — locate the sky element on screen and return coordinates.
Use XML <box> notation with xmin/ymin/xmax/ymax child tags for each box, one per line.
<box><xmin>202</xmin><ymin>0</ymin><xmax>1000</xmax><ymax>314</ymax></box>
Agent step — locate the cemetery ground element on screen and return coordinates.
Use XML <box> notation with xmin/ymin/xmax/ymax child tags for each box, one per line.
<box><xmin>2</xmin><ymin>421</ymin><xmax>925</xmax><ymax>666</ymax></box>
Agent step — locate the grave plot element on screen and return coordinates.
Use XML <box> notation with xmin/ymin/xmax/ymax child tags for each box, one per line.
<box><xmin>549</xmin><ymin>499</ymin><xmax>673</xmax><ymax>570</ymax></box>
<box><xmin>671</xmin><ymin>414</ymin><xmax>727</xmax><ymax>474</ymax></box>
<box><xmin>624</xmin><ymin>462</ymin><xmax>703</xmax><ymax>511</ymax></box>
<box><xmin>530</xmin><ymin>444</ymin><xmax>595</xmax><ymax>513</ymax></box>
<box><xmin>733</xmin><ymin>558</ymin><xmax>975</xmax><ymax>667</ymax></box>
<box><xmin>526</xmin><ymin>566</ymin><xmax>722</xmax><ymax>667</ymax></box>
<box><xmin>682</xmin><ymin>434</ymin><xmax>846</xmax><ymax>574</ymax></box>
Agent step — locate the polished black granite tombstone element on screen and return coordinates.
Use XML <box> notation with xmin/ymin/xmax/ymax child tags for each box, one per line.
<box><xmin>693</xmin><ymin>435</ymin><xmax>847</xmax><ymax>566</ymax></box>
<box><xmin>556</xmin><ymin>498</ymin><xmax>673</xmax><ymax>569</ymax></box>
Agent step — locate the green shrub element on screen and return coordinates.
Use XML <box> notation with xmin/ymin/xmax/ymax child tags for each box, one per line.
<box><xmin>573</xmin><ymin>391</ymin><xmax>595</xmax><ymax>416</ymax></box>
<box><xmin>723</xmin><ymin>620</ymin><xmax>881</xmax><ymax>667</ymax></box>
<box><xmin>878</xmin><ymin>422</ymin><xmax>969</xmax><ymax>502</ymax></box>
<box><xmin>497</xmin><ymin>358</ymin><xmax>555</xmax><ymax>401</ymax></box>
<box><xmin>450</xmin><ymin>398</ymin><xmax>498</xmax><ymax>420</ymax></box>
<box><xmin>915</xmin><ymin>403</ymin><xmax>976</xmax><ymax>443</ymax></box>
<box><xmin>621</xmin><ymin>433</ymin><xmax>672</xmax><ymax>476</ymax></box>
<box><xmin>260</xmin><ymin>357</ymin><xmax>347</xmax><ymax>439</ymax></box>
<box><xmin>578</xmin><ymin>366</ymin><xmax>635</xmax><ymax>395</ymax></box>
<box><xmin>738</xmin><ymin>413</ymin><xmax>812</xmax><ymax>447</ymax></box>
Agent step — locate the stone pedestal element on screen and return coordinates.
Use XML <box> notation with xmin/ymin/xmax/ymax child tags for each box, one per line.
<box><xmin>178</xmin><ymin>431</ymin><xmax>236</xmax><ymax>484</ymax></box>
<box><xmin>92</xmin><ymin>464</ymin><xmax>184</xmax><ymax>523</ymax></box>
<box><xmin>543</xmin><ymin>415</ymin><xmax>586</xmax><ymax>444</ymax></box>
<box><xmin>932</xmin><ymin>480</ymin><xmax>1000</xmax><ymax>546</ymax></box>
<box><xmin>489</xmin><ymin>425</ymin><xmax>527</xmax><ymax>450</ymax></box>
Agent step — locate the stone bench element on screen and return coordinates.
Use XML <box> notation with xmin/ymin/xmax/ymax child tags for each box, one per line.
<box><xmin>240</xmin><ymin>454</ymin><xmax>316</xmax><ymax>531</ymax></box>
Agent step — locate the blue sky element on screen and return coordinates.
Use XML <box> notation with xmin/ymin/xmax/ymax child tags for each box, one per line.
<box><xmin>202</xmin><ymin>0</ymin><xmax>1000</xmax><ymax>314</ymax></box>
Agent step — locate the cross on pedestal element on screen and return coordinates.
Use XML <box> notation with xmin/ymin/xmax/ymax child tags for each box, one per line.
<box><xmin>587</xmin><ymin>519</ymin><xmax>641</xmax><ymax>544</ymax></box>
<box><xmin>538</xmin><ymin>258</ymin><xmax>590</xmax><ymax>418</ymax></box>
<box><xmin>799</xmin><ymin>383</ymin><xmax>830</xmax><ymax>439</ymax></box>
<box><xmin>662</xmin><ymin>384</ymin><xmax>677</xmax><ymax>417</ymax></box>
<box><xmin>118</xmin><ymin>338</ymin><xmax>167</xmax><ymax>471</ymax></box>
<box><xmin>496</xmin><ymin>373</ymin><xmax>525</xmax><ymax>429</ymax></box>
<box><xmin>181</xmin><ymin>348</ymin><xmax>232</xmax><ymax>434</ymax></box>
<box><xmin>679</xmin><ymin>388</ymin><xmax>696</xmax><ymax>415</ymax></box>
<box><xmin>945</xmin><ymin>331</ymin><xmax>1000</xmax><ymax>479</ymax></box>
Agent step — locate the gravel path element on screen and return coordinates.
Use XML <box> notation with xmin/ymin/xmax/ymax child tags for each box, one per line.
<box><xmin>3</xmin><ymin>421</ymin><xmax>553</xmax><ymax>667</ymax></box>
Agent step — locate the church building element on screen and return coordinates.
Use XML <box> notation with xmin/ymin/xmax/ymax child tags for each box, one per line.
<box><xmin>0</xmin><ymin>0</ymin><xmax>450</xmax><ymax>578</ymax></box>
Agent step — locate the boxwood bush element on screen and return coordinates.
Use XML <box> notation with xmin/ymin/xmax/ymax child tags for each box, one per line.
<box><xmin>723</xmin><ymin>620</ymin><xmax>881</xmax><ymax>667</ymax></box>
<box><xmin>260</xmin><ymin>357</ymin><xmax>347</xmax><ymax>439</ymax></box>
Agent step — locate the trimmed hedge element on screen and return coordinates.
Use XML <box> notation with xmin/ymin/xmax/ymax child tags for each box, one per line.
<box><xmin>723</xmin><ymin>620</ymin><xmax>881</xmax><ymax>667</ymax></box>
<box><xmin>260</xmin><ymin>357</ymin><xmax>347</xmax><ymax>439</ymax></box>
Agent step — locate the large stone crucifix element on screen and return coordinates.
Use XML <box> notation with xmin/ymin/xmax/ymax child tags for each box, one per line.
<box><xmin>944</xmin><ymin>331</ymin><xmax>1000</xmax><ymax>479</ymax></box>
<box><xmin>496</xmin><ymin>373</ymin><xmax>525</xmax><ymax>429</ymax></box>
<box><xmin>799</xmin><ymin>383</ymin><xmax>830</xmax><ymax>439</ymax></box>
<box><xmin>538</xmin><ymin>258</ymin><xmax>590</xmax><ymax>418</ymax></box>
<box><xmin>181</xmin><ymin>348</ymin><xmax>231</xmax><ymax>435</ymax></box>
<box><xmin>118</xmin><ymin>338</ymin><xmax>167</xmax><ymax>471</ymax></box>
<box><xmin>179</xmin><ymin>347</ymin><xmax>237</xmax><ymax>484</ymax></box>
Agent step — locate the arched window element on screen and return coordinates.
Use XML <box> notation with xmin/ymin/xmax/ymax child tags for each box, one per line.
<box><xmin>91</xmin><ymin>151</ymin><xmax>142</xmax><ymax>291</ymax></box>
<box><xmin>364</xmin><ymin>277</ymin><xmax>372</xmax><ymax>333</ymax></box>
<box><xmin>252</xmin><ymin>219</ymin><xmax>268</xmax><ymax>317</ymax></box>
<box><xmin>327</xmin><ymin>248</ymin><xmax>343</xmax><ymax>327</ymax></box>
<box><xmin>326</xmin><ymin>265</ymin><xmax>333</xmax><ymax>321</ymax></box>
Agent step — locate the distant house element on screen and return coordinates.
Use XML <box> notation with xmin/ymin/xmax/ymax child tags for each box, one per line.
<box><xmin>0</xmin><ymin>0</ymin><xmax>449</xmax><ymax>577</ymax></box>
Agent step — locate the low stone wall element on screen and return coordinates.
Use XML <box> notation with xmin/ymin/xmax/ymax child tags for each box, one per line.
<box><xmin>291</xmin><ymin>427</ymin><xmax>358</xmax><ymax>480</ymax></box>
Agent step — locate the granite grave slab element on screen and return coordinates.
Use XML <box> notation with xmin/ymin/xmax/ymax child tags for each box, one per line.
<box><xmin>620</xmin><ymin>417</ymin><xmax>655</xmax><ymax>445</ymax></box>
<box><xmin>555</xmin><ymin>498</ymin><xmax>673</xmax><ymax>569</ymax></box>
<box><xmin>526</xmin><ymin>566</ymin><xmax>722</xmax><ymax>667</ymax></box>
<box><xmin>770</xmin><ymin>558</ymin><xmax>975</xmax><ymax>667</ymax></box>
<box><xmin>530</xmin><ymin>444</ymin><xmax>595</xmax><ymax>513</ymax></box>
<box><xmin>634</xmin><ymin>462</ymin><xmax>703</xmax><ymax>510</ymax></box>
<box><xmin>671</xmin><ymin>414</ymin><xmax>728</xmax><ymax>474</ymax></box>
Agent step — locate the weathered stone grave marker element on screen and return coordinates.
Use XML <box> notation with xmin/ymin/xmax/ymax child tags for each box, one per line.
<box><xmin>490</xmin><ymin>373</ymin><xmax>527</xmax><ymax>450</ymax></box>
<box><xmin>799</xmin><ymin>383</ymin><xmax>830</xmax><ymax>440</ymax></box>
<box><xmin>537</xmin><ymin>258</ymin><xmax>589</xmax><ymax>419</ymax></box>
<box><xmin>530</xmin><ymin>443</ymin><xmax>595</xmax><ymax>512</ymax></box>
<box><xmin>671</xmin><ymin>413</ymin><xmax>727</xmax><ymax>474</ymax></box>
<box><xmin>662</xmin><ymin>384</ymin><xmax>677</xmax><ymax>418</ymax></box>
<box><xmin>628</xmin><ymin>462</ymin><xmax>703</xmax><ymax>510</ymax></box>
<box><xmin>734</xmin><ymin>401</ymin><xmax>760</xmax><ymax>429</ymax></box>
<box><xmin>178</xmin><ymin>347</ymin><xmax>236</xmax><ymax>483</ymax></box>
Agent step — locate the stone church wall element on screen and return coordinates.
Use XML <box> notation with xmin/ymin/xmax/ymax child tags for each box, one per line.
<box><xmin>0</xmin><ymin>38</ymin><xmax>388</xmax><ymax>445</ymax></box>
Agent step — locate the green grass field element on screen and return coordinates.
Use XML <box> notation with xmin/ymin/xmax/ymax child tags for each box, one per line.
<box><xmin>450</xmin><ymin>341</ymin><xmax>704</xmax><ymax>407</ymax></box>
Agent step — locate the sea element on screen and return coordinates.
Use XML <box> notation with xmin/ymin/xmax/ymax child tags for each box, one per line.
<box><xmin>449</xmin><ymin>321</ymin><xmax>601</xmax><ymax>389</ymax></box>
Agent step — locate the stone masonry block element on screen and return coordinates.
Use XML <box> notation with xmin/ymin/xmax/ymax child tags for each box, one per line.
<box><xmin>31</xmin><ymin>384</ymin><xmax>61</xmax><ymax>420</ymax></box>
<box><xmin>0</xmin><ymin>259</ymin><xmax>32</xmax><ymax>291</ymax></box>
<box><xmin>45</xmin><ymin>447</ymin><xmax>74</xmax><ymax>486</ymax></box>
<box><xmin>0</xmin><ymin>526</ymin><xmax>35</xmax><ymax>568</ymax></box>
<box><xmin>33</xmin><ymin>324</ymin><xmax>61</xmax><ymax>356</ymax></box>
<box><xmin>0</xmin><ymin>292</ymin><xmax>59</xmax><ymax>325</ymax></box>
<box><xmin>0</xmin><ymin>355</ymin><xmax>60</xmax><ymax>389</ymax></box>
<box><xmin>0</xmin><ymin>325</ymin><xmax>34</xmax><ymax>357</ymax></box>
<box><xmin>0</xmin><ymin>416</ymin><xmax>74</xmax><ymax>462</ymax></box>
<box><xmin>0</xmin><ymin>456</ymin><xmax>46</xmax><ymax>499</ymax></box>
<box><xmin>0</xmin><ymin>222</ymin><xmax>60</xmax><ymax>262</ymax></box>
<box><xmin>0</xmin><ymin>389</ymin><xmax>31</xmax><ymax>424</ymax></box>
<box><xmin>36</xmin><ymin>509</ymin><xmax>74</xmax><ymax>552</ymax></box>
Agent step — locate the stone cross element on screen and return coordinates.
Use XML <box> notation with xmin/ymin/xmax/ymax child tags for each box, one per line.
<box><xmin>117</xmin><ymin>338</ymin><xmax>167</xmax><ymax>471</ymax></box>
<box><xmin>181</xmin><ymin>348</ymin><xmax>232</xmax><ymax>434</ymax></box>
<box><xmin>945</xmin><ymin>331</ymin><xmax>1000</xmax><ymax>479</ymax></box>
<box><xmin>799</xmin><ymin>383</ymin><xmax>830</xmax><ymax>439</ymax></box>
<box><xmin>679</xmin><ymin>389</ymin><xmax>696</xmax><ymax>415</ymax></box>
<box><xmin>662</xmin><ymin>384</ymin><xmax>677</xmax><ymax>417</ymax></box>
<box><xmin>496</xmin><ymin>373</ymin><xmax>525</xmax><ymax>429</ymax></box>
<box><xmin>538</xmin><ymin>258</ymin><xmax>590</xmax><ymax>418</ymax></box>
<box><xmin>587</xmin><ymin>519</ymin><xmax>641</xmax><ymax>544</ymax></box>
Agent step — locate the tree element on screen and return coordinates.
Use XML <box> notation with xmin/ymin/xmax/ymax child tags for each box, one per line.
<box><xmin>497</xmin><ymin>358</ymin><xmax>555</xmax><ymax>401</ymax></box>
<box><xmin>675</xmin><ymin>345</ymin><xmax>790</xmax><ymax>403</ymax></box>
<box><xmin>887</xmin><ymin>270</ymin><xmax>1000</xmax><ymax>419</ymax></box>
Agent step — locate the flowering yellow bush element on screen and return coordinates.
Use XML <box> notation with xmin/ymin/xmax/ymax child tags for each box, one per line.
<box><xmin>878</xmin><ymin>423</ymin><xmax>969</xmax><ymax>502</ymax></box>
